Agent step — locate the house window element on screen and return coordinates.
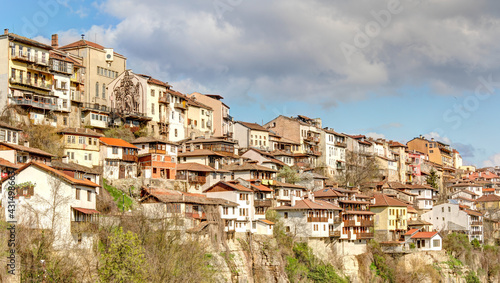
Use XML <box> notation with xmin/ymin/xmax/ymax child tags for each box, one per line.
<box><xmin>112</xmin><ymin>147</ymin><xmax>118</xmax><ymax>154</ymax></box>
<box><xmin>175</xmin><ymin>129</ymin><xmax>178</xmax><ymax>137</ymax></box>
<box><xmin>151</xmin><ymin>90</ymin><xmax>155</xmax><ymax>97</ymax></box>
<box><xmin>151</xmin><ymin>103</ymin><xmax>155</xmax><ymax>115</ymax></box>
<box><xmin>284</xmin><ymin>212</ymin><xmax>288</xmax><ymax>219</ymax></box>
<box><xmin>76</xmin><ymin>188</ymin><xmax>80</xmax><ymax>200</ymax></box>
<box><xmin>102</xmin><ymin>83</ymin><xmax>106</xmax><ymax>98</ymax></box>
<box><xmin>433</xmin><ymin>239</ymin><xmax>440</xmax><ymax>247</ymax></box>
<box><xmin>79</xmin><ymin>136</ymin><xmax>85</xmax><ymax>144</ymax></box>
<box><xmin>87</xmin><ymin>190</ymin><xmax>91</xmax><ymax>201</ymax></box>
<box><xmin>96</xmin><ymin>82</ymin><xmax>99</xmax><ymax>97</ymax></box>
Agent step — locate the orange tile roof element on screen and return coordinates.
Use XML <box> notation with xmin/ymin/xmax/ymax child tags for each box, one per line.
<box><xmin>404</xmin><ymin>228</ymin><xmax>419</xmax><ymax>236</ymax></box>
<box><xmin>371</xmin><ymin>194</ymin><xmax>408</xmax><ymax>207</ymax></box>
<box><xmin>411</xmin><ymin>231</ymin><xmax>438</xmax><ymax>239</ymax></box>
<box><xmin>0</xmin><ymin>142</ymin><xmax>55</xmax><ymax>157</ymax></box>
<box><xmin>314</xmin><ymin>188</ymin><xmax>345</xmax><ymax>198</ymax></box>
<box><xmin>99</xmin><ymin>137</ymin><xmax>138</xmax><ymax>148</ymax></box>
<box><xmin>0</xmin><ymin>158</ymin><xmax>22</xmax><ymax>169</ymax></box>
<box><xmin>237</xmin><ymin>122</ymin><xmax>269</xmax><ymax>132</ymax></box>
<box><xmin>274</xmin><ymin>199</ymin><xmax>342</xmax><ymax>211</ymax></box>
<box><xmin>258</xmin><ymin>219</ymin><xmax>275</xmax><ymax>225</ymax></box>
<box><xmin>251</xmin><ymin>183</ymin><xmax>273</xmax><ymax>192</ymax></box>
<box><xmin>475</xmin><ymin>194</ymin><xmax>500</xmax><ymax>202</ymax></box>
<box><xmin>73</xmin><ymin>207</ymin><xmax>100</xmax><ymax>214</ymax></box>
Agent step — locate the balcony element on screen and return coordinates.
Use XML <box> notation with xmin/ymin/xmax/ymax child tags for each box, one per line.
<box><xmin>333</xmin><ymin>217</ymin><xmax>342</xmax><ymax>224</ymax></box>
<box><xmin>188</xmin><ymin>175</ymin><xmax>206</xmax><ymax>184</ymax></box>
<box><xmin>186</xmin><ymin>212</ymin><xmax>206</xmax><ymax>219</ymax></box>
<box><xmin>356</xmin><ymin>232</ymin><xmax>374</xmax><ymax>239</ymax></box>
<box><xmin>71</xmin><ymin>91</ymin><xmax>84</xmax><ymax>103</ymax></box>
<box><xmin>71</xmin><ymin>73</ymin><xmax>85</xmax><ymax>84</ymax></box>
<box><xmin>174</xmin><ymin>102</ymin><xmax>187</xmax><ymax>110</ymax></box>
<box><xmin>307</xmin><ymin>216</ymin><xmax>329</xmax><ymax>222</ymax></box>
<box><xmin>70</xmin><ymin>221</ymin><xmax>98</xmax><ymax>234</ymax></box>
<box><xmin>122</xmin><ymin>154</ymin><xmax>138</xmax><ymax>162</ymax></box>
<box><xmin>82</xmin><ymin>103</ymin><xmax>110</xmax><ymax>113</ymax></box>
<box><xmin>329</xmin><ymin>231</ymin><xmax>341</xmax><ymax>237</ymax></box>
<box><xmin>11</xmin><ymin>97</ymin><xmax>57</xmax><ymax>111</ymax></box>
<box><xmin>334</xmin><ymin>141</ymin><xmax>347</xmax><ymax>148</ymax></box>
<box><xmin>470</xmin><ymin>231</ymin><xmax>482</xmax><ymax>235</ymax></box>
<box><xmin>471</xmin><ymin>221</ymin><xmax>483</xmax><ymax>226</ymax></box>
<box><xmin>10</xmin><ymin>77</ymin><xmax>52</xmax><ymax>91</ymax></box>
<box><xmin>336</xmin><ymin>164</ymin><xmax>346</xmax><ymax>170</ymax></box>
<box><xmin>223</xmin><ymin>114</ymin><xmax>234</xmax><ymax>121</ymax></box>
<box><xmin>360</xmin><ymin>219</ymin><xmax>374</xmax><ymax>227</ymax></box>
<box><xmin>254</xmin><ymin>200</ymin><xmax>272</xmax><ymax>207</ymax></box>
<box><xmin>12</xmin><ymin>53</ymin><xmax>49</xmax><ymax>66</ymax></box>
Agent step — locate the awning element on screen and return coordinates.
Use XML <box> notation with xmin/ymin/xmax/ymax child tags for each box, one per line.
<box><xmin>72</xmin><ymin>207</ymin><xmax>100</xmax><ymax>214</ymax></box>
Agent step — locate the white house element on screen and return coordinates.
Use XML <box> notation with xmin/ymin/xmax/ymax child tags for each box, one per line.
<box><xmin>99</xmin><ymin>137</ymin><xmax>138</xmax><ymax>180</ymax></box>
<box><xmin>404</xmin><ymin>230</ymin><xmax>442</xmax><ymax>251</ymax></box>
<box><xmin>1</xmin><ymin>162</ymin><xmax>100</xmax><ymax>250</ymax></box>
<box><xmin>0</xmin><ymin>121</ymin><xmax>21</xmax><ymax>145</ymax></box>
<box><xmin>410</xmin><ymin>184</ymin><xmax>436</xmax><ymax>210</ymax></box>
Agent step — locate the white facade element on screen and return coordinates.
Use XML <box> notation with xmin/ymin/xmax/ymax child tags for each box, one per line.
<box><xmin>1</xmin><ymin>164</ymin><xmax>99</xmax><ymax>250</ymax></box>
<box><xmin>411</xmin><ymin>188</ymin><xmax>434</xmax><ymax>210</ymax></box>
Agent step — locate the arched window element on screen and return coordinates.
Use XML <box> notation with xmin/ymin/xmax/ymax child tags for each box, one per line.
<box><xmin>102</xmin><ymin>83</ymin><xmax>106</xmax><ymax>98</ymax></box>
<box><xmin>95</xmin><ymin>82</ymin><xmax>99</xmax><ymax>97</ymax></box>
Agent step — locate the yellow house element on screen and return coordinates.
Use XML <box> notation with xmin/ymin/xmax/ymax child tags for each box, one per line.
<box><xmin>370</xmin><ymin>194</ymin><xmax>408</xmax><ymax>241</ymax></box>
<box><xmin>475</xmin><ymin>194</ymin><xmax>500</xmax><ymax>210</ymax></box>
<box><xmin>58</xmin><ymin>128</ymin><xmax>103</xmax><ymax>168</ymax></box>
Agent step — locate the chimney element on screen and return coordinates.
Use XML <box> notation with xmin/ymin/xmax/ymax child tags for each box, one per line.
<box><xmin>4</xmin><ymin>29</ymin><xmax>8</xmax><ymax>35</ymax></box>
<box><xmin>419</xmin><ymin>135</ymin><xmax>423</xmax><ymax>139</ymax></box>
<box><xmin>51</xmin><ymin>34</ymin><xmax>59</xmax><ymax>48</ymax></box>
<box><xmin>431</xmin><ymin>138</ymin><xmax>434</xmax><ymax>141</ymax></box>
<box><xmin>24</xmin><ymin>141</ymin><xmax>29</xmax><ymax>147</ymax></box>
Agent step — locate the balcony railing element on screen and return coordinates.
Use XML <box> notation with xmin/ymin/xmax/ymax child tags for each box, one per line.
<box><xmin>70</xmin><ymin>221</ymin><xmax>98</xmax><ymax>234</ymax></box>
<box><xmin>122</xmin><ymin>154</ymin><xmax>138</xmax><ymax>162</ymax></box>
<box><xmin>360</xmin><ymin>219</ymin><xmax>374</xmax><ymax>227</ymax></box>
<box><xmin>356</xmin><ymin>232</ymin><xmax>374</xmax><ymax>239</ymax></box>
<box><xmin>10</xmin><ymin>77</ymin><xmax>52</xmax><ymax>91</ymax></box>
<box><xmin>12</xmin><ymin>53</ymin><xmax>48</xmax><ymax>66</ymax></box>
<box><xmin>185</xmin><ymin>212</ymin><xmax>206</xmax><ymax>219</ymax></box>
<box><xmin>71</xmin><ymin>91</ymin><xmax>84</xmax><ymax>103</ymax></box>
<box><xmin>254</xmin><ymin>200</ymin><xmax>272</xmax><ymax>207</ymax></box>
<box><xmin>11</xmin><ymin>97</ymin><xmax>57</xmax><ymax>111</ymax></box>
<box><xmin>329</xmin><ymin>231</ymin><xmax>341</xmax><ymax>237</ymax></box>
<box><xmin>333</xmin><ymin>218</ymin><xmax>342</xmax><ymax>224</ymax></box>
<box><xmin>188</xmin><ymin>175</ymin><xmax>206</xmax><ymax>184</ymax></box>
<box><xmin>334</xmin><ymin>141</ymin><xmax>347</xmax><ymax>148</ymax></box>
<box><xmin>307</xmin><ymin>216</ymin><xmax>329</xmax><ymax>222</ymax></box>
<box><xmin>174</xmin><ymin>102</ymin><xmax>186</xmax><ymax>110</ymax></box>
<box><xmin>471</xmin><ymin>221</ymin><xmax>483</xmax><ymax>226</ymax></box>
<box><xmin>343</xmin><ymin>220</ymin><xmax>356</xmax><ymax>227</ymax></box>
<box><xmin>71</xmin><ymin>73</ymin><xmax>85</xmax><ymax>84</ymax></box>
<box><xmin>82</xmin><ymin>103</ymin><xmax>110</xmax><ymax>113</ymax></box>
<box><xmin>159</xmin><ymin>96</ymin><xmax>170</xmax><ymax>104</ymax></box>
<box><xmin>470</xmin><ymin>231</ymin><xmax>482</xmax><ymax>235</ymax></box>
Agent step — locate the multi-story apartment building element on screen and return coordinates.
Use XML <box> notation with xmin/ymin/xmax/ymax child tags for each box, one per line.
<box><xmin>58</xmin><ymin>128</ymin><xmax>103</xmax><ymax>168</ymax></box>
<box><xmin>320</xmin><ymin>128</ymin><xmax>347</xmax><ymax>177</ymax></box>
<box><xmin>422</xmin><ymin>201</ymin><xmax>483</xmax><ymax>243</ymax></box>
<box><xmin>407</xmin><ymin>135</ymin><xmax>454</xmax><ymax>167</ymax></box>
<box><xmin>186</xmin><ymin>97</ymin><xmax>213</xmax><ymax>139</ymax></box>
<box><xmin>131</xmin><ymin>137</ymin><xmax>177</xmax><ymax>179</ymax></box>
<box><xmin>160</xmin><ymin>86</ymin><xmax>188</xmax><ymax>142</ymax></box>
<box><xmin>370</xmin><ymin>194</ymin><xmax>408</xmax><ymax>241</ymax></box>
<box><xmin>49</xmin><ymin>49</ymin><xmax>73</xmax><ymax>126</ymax></box>
<box><xmin>234</xmin><ymin>121</ymin><xmax>270</xmax><ymax>151</ymax></box>
<box><xmin>58</xmin><ymin>35</ymin><xmax>126</xmax><ymax>130</ymax></box>
<box><xmin>338</xmin><ymin>198</ymin><xmax>375</xmax><ymax>242</ymax></box>
<box><xmin>99</xmin><ymin>137</ymin><xmax>138</xmax><ymax>179</ymax></box>
<box><xmin>0</xmin><ymin>30</ymin><xmax>56</xmax><ymax>125</ymax></box>
<box><xmin>189</xmin><ymin>93</ymin><xmax>233</xmax><ymax>137</ymax></box>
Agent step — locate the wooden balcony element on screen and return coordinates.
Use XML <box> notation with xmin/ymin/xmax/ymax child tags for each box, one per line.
<box><xmin>254</xmin><ymin>200</ymin><xmax>272</xmax><ymax>207</ymax></box>
<box><xmin>188</xmin><ymin>175</ymin><xmax>206</xmax><ymax>184</ymax></box>
<box><xmin>356</xmin><ymin>232</ymin><xmax>374</xmax><ymax>239</ymax></box>
<box><xmin>470</xmin><ymin>221</ymin><xmax>483</xmax><ymax>226</ymax></box>
<box><xmin>186</xmin><ymin>212</ymin><xmax>206</xmax><ymax>219</ymax></box>
<box><xmin>333</xmin><ymin>218</ymin><xmax>342</xmax><ymax>224</ymax></box>
<box><xmin>174</xmin><ymin>102</ymin><xmax>187</xmax><ymax>110</ymax></box>
<box><xmin>122</xmin><ymin>154</ymin><xmax>138</xmax><ymax>162</ymax></box>
<box><xmin>308</xmin><ymin>216</ymin><xmax>329</xmax><ymax>222</ymax></box>
<box><xmin>334</xmin><ymin>141</ymin><xmax>347</xmax><ymax>148</ymax></box>
<box><xmin>71</xmin><ymin>221</ymin><xmax>98</xmax><ymax>234</ymax></box>
<box><xmin>159</xmin><ymin>96</ymin><xmax>170</xmax><ymax>104</ymax></box>
<box><xmin>360</xmin><ymin>219</ymin><xmax>374</xmax><ymax>227</ymax></box>
<box><xmin>343</xmin><ymin>220</ymin><xmax>356</xmax><ymax>227</ymax></box>
<box><xmin>470</xmin><ymin>231</ymin><xmax>482</xmax><ymax>235</ymax></box>
<box><xmin>329</xmin><ymin>231</ymin><xmax>341</xmax><ymax>237</ymax></box>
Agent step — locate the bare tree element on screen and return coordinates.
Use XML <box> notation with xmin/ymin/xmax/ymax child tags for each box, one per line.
<box><xmin>336</xmin><ymin>151</ymin><xmax>380</xmax><ymax>188</ymax></box>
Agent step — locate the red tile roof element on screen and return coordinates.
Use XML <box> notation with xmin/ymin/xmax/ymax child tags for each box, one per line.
<box><xmin>258</xmin><ymin>219</ymin><xmax>275</xmax><ymax>225</ymax></box>
<box><xmin>0</xmin><ymin>121</ymin><xmax>21</xmax><ymax>131</ymax></box>
<box><xmin>274</xmin><ymin>199</ymin><xmax>342</xmax><ymax>211</ymax></box>
<box><xmin>59</xmin><ymin>40</ymin><xmax>125</xmax><ymax>57</ymax></box>
<box><xmin>0</xmin><ymin>158</ymin><xmax>22</xmax><ymax>169</ymax></box>
<box><xmin>237</xmin><ymin>122</ymin><xmax>269</xmax><ymax>132</ymax></box>
<box><xmin>72</xmin><ymin>207</ymin><xmax>100</xmax><ymax>214</ymax></box>
<box><xmin>371</xmin><ymin>194</ymin><xmax>408</xmax><ymax>207</ymax></box>
<box><xmin>404</xmin><ymin>229</ymin><xmax>419</xmax><ymax>236</ymax></box>
<box><xmin>411</xmin><ymin>231</ymin><xmax>438</xmax><ymax>239</ymax></box>
<box><xmin>314</xmin><ymin>188</ymin><xmax>345</xmax><ymax>198</ymax></box>
<box><xmin>475</xmin><ymin>194</ymin><xmax>500</xmax><ymax>202</ymax></box>
<box><xmin>0</xmin><ymin>142</ymin><xmax>55</xmax><ymax>157</ymax></box>
<box><xmin>251</xmin><ymin>183</ymin><xmax>273</xmax><ymax>192</ymax></box>
<box><xmin>99</xmin><ymin>137</ymin><xmax>138</xmax><ymax>148</ymax></box>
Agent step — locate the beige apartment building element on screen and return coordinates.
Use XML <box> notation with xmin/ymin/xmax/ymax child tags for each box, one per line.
<box><xmin>58</xmin><ymin>36</ymin><xmax>126</xmax><ymax>130</ymax></box>
<box><xmin>189</xmin><ymin>93</ymin><xmax>233</xmax><ymax>137</ymax></box>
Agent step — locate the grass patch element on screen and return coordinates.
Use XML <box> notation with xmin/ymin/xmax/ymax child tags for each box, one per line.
<box><xmin>103</xmin><ymin>179</ymin><xmax>134</xmax><ymax>212</ymax></box>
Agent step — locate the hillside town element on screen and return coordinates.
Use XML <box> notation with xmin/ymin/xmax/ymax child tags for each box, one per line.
<box><xmin>1</xmin><ymin>29</ymin><xmax>499</xmax><ymax>281</ymax></box>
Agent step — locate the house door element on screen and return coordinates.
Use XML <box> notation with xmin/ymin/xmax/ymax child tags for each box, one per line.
<box><xmin>417</xmin><ymin>240</ymin><xmax>421</xmax><ymax>249</ymax></box>
<box><xmin>119</xmin><ymin>165</ymin><xmax>125</xmax><ymax>178</ymax></box>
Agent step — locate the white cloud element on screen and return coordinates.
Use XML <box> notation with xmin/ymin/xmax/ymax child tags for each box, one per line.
<box><xmin>53</xmin><ymin>0</ymin><xmax>500</xmax><ymax>106</ymax></box>
<box><xmin>366</xmin><ymin>132</ymin><xmax>385</xmax><ymax>139</ymax></box>
<box><xmin>483</xmin><ymin>153</ymin><xmax>500</xmax><ymax>167</ymax></box>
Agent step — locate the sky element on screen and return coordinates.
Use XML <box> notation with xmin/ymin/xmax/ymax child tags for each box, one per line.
<box><xmin>3</xmin><ymin>0</ymin><xmax>500</xmax><ymax>167</ymax></box>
